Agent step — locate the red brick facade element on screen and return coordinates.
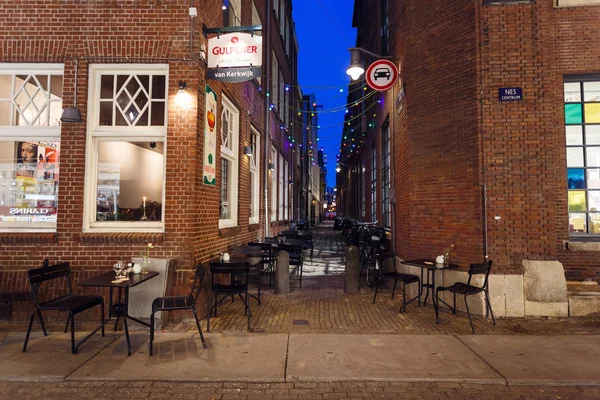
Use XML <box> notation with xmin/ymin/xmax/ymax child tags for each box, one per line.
<box><xmin>0</xmin><ymin>0</ymin><xmax>300</xmax><ymax>322</ymax></box>
<box><xmin>339</xmin><ymin>0</ymin><xmax>600</xmax><ymax>281</ymax></box>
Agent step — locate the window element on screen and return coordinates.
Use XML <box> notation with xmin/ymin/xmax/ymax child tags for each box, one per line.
<box><xmin>273</xmin><ymin>0</ymin><xmax>279</xmax><ymax>20</ymax></box>
<box><xmin>371</xmin><ymin>144</ymin><xmax>377</xmax><ymax>222</ymax></box>
<box><xmin>249</xmin><ymin>127</ymin><xmax>260</xmax><ymax>224</ymax></box>
<box><xmin>284</xmin><ymin>160</ymin><xmax>289</xmax><ymax>220</ymax></box>
<box><xmin>565</xmin><ymin>77</ymin><xmax>600</xmax><ymax>235</ymax></box>
<box><xmin>223</xmin><ymin>0</ymin><xmax>241</xmax><ymax>27</ymax></box>
<box><xmin>280</xmin><ymin>0</ymin><xmax>285</xmax><ymax>35</ymax></box>
<box><xmin>361</xmin><ymin>160</ymin><xmax>366</xmax><ymax>219</ymax></box>
<box><xmin>219</xmin><ymin>95</ymin><xmax>240</xmax><ymax>228</ymax></box>
<box><xmin>271</xmin><ymin>145</ymin><xmax>277</xmax><ymax>221</ymax></box>
<box><xmin>84</xmin><ymin>64</ymin><xmax>167</xmax><ymax>232</ymax></box>
<box><xmin>555</xmin><ymin>0</ymin><xmax>599</xmax><ymax>5</ymax></box>
<box><xmin>271</xmin><ymin>53</ymin><xmax>278</xmax><ymax>112</ymax></box>
<box><xmin>380</xmin><ymin>0</ymin><xmax>389</xmax><ymax>56</ymax></box>
<box><xmin>278</xmin><ymin>153</ymin><xmax>284</xmax><ymax>220</ymax></box>
<box><xmin>0</xmin><ymin>64</ymin><xmax>63</xmax><ymax>231</ymax></box>
<box><xmin>279</xmin><ymin>70</ymin><xmax>284</xmax><ymax>119</ymax></box>
<box><xmin>382</xmin><ymin>122</ymin><xmax>391</xmax><ymax>227</ymax></box>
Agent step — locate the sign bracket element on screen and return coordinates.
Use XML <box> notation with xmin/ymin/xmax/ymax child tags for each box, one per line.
<box><xmin>203</xmin><ymin>25</ymin><xmax>263</xmax><ymax>37</ymax></box>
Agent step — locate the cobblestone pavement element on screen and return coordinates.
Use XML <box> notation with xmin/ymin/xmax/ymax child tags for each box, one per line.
<box><xmin>168</xmin><ymin>222</ymin><xmax>600</xmax><ymax>335</ymax></box>
<box><xmin>1</xmin><ymin>381</ymin><xmax>599</xmax><ymax>400</ymax></box>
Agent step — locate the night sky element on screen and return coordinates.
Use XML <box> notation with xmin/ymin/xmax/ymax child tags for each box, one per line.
<box><xmin>292</xmin><ymin>0</ymin><xmax>356</xmax><ymax>188</ymax></box>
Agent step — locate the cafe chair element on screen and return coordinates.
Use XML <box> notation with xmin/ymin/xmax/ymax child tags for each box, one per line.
<box><xmin>149</xmin><ymin>263</ymin><xmax>207</xmax><ymax>356</ymax></box>
<box><xmin>207</xmin><ymin>261</ymin><xmax>252</xmax><ymax>332</ymax></box>
<box><xmin>373</xmin><ymin>254</ymin><xmax>421</xmax><ymax>313</ymax></box>
<box><xmin>248</xmin><ymin>242</ymin><xmax>276</xmax><ymax>287</ymax></box>
<box><xmin>23</xmin><ymin>262</ymin><xmax>105</xmax><ymax>354</ymax></box>
<box><xmin>436</xmin><ymin>260</ymin><xmax>495</xmax><ymax>334</ymax></box>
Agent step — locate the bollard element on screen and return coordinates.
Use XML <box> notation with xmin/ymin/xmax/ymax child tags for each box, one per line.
<box><xmin>275</xmin><ymin>250</ymin><xmax>290</xmax><ymax>295</ymax></box>
<box><xmin>344</xmin><ymin>245</ymin><xmax>360</xmax><ymax>294</ymax></box>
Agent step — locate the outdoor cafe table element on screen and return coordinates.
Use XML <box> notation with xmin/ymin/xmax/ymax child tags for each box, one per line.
<box><xmin>78</xmin><ymin>271</ymin><xmax>159</xmax><ymax>355</ymax></box>
<box><xmin>400</xmin><ymin>259</ymin><xmax>458</xmax><ymax>323</ymax></box>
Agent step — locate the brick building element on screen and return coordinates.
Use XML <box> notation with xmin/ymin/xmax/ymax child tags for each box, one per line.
<box><xmin>338</xmin><ymin>0</ymin><xmax>600</xmax><ymax>317</ymax></box>
<box><xmin>0</xmin><ymin>0</ymin><xmax>300</xmax><ymax>323</ymax></box>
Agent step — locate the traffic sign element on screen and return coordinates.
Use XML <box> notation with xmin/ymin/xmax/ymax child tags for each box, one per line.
<box><xmin>365</xmin><ymin>59</ymin><xmax>398</xmax><ymax>92</ymax></box>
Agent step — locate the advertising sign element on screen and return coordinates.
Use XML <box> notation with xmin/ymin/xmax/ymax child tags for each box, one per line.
<box><xmin>203</xmin><ymin>86</ymin><xmax>217</xmax><ymax>186</ymax></box>
<box><xmin>208</xmin><ymin>32</ymin><xmax>263</xmax><ymax>83</ymax></box>
<box><xmin>365</xmin><ymin>59</ymin><xmax>398</xmax><ymax>92</ymax></box>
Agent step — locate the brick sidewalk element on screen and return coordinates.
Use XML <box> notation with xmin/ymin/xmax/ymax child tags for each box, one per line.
<box><xmin>1</xmin><ymin>381</ymin><xmax>598</xmax><ymax>400</ymax></box>
<box><xmin>170</xmin><ymin>223</ymin><xmax>600</xmax><ymax>335</ymax></box>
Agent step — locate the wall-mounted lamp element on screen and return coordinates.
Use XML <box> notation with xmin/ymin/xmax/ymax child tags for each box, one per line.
<box><xmin>346</xmin><ymin>47</ymin><xmax>392</xmax><ymax>81</ymax></box>
<box><xmin>268</xmin><ymin>162</ymin><xmax>275</xmax><ymax>171</ymax></box>
<box><xmin>244</xmin><ymin>145</ymin><xmax>253</xmax><ymax>157</ymax></box>
<box><xmin>61</xmin><ymin>58</ymin><xmax>82</xmax><ymax>123</ymax></box>
<box><xmin>178</xmin><ymin>81</ymin><xmax>188</xmax><ymax>93</ymax></box>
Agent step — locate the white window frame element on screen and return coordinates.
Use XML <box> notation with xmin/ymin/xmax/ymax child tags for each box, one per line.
<box><xmin>555</xmin><ymin>0</ymin><xmax>600</xmax><ymax>6</ymax></box>
<box><xmin>284</xmin><ymin>160</ymin><xmax>289</xmax><ymax>220</ymax></box>
<box><xmin>271</xmin><ymin>53</ymin><xmax>278</xmax><ymax>112</ymax></box>
<box><xmin>83</xmin><ymin>64</ymin><xmax>168</xmax><ymax>233</ymax></box>
<box><xmin>270</xmin><ymin>145</ymin><xmax>277</xmax><ymax>221</ymax></box>
<box><xmin>219</xmin><ymin>94</ymin><xmax>240</xmax><ymax>229</ymax></box>
<box><xmin>0</xmin><ymin>63</ymin><xmax>63</xmax><ymax>232</ymax></box>
<box><xmin>249</xmin><ymin>126</ymin><xmax>261</xmax><ymax>225</ymax></box>
<box><xmin>278</xmin><ymin>153</ymin><xmax>284</xmax><ymax>220</ymax></box>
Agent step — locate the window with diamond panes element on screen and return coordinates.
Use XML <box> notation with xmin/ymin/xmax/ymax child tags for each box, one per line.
<box><xmin>84</xmin><ymin>64</ymin><xmax>168</xmax><ymax>232</ymax></box>
<box><xmin>0</xmin><ymin>64</ymin><xmax>63</xmax><ymax>231</ymax></box>
<box><xmin>99</xmin><ymin>74</ymin><xmax>166</xmax><ymax>127</ymax></box>
<box><xmin>565</xmin><ymin>78</ymin><xmax>600</xmax><ymax>235</ymax></box>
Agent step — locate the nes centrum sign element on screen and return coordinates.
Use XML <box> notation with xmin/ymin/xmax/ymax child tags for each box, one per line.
<box><xmin>208</xmin><ymin>32</ymin><xmax>262</xmax><ymax>83</ymax></box>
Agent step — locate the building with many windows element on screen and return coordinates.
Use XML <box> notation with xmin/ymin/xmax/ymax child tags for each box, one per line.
<box><xmin>338</xmin><ymin>0</ymin><xmax>600</xmax><ymax>317</ymax></box>
<box><xmin>0</xmin><ymin>0</ymin><xmax>300</xmax><ymax>323</ymax></box>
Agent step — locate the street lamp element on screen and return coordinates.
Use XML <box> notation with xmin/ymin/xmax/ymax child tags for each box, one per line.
<box><xmin>335</xmin><ymin>162</ymin><xmax>347</xmax><ymax>173</ymax></box>
<box><xmin>346</xmin><ymin>47</ymin><xmax>392</xmax><ymax>81</ymax></box>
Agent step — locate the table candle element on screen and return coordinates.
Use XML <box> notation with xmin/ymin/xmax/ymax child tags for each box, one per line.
<box><xmin>143</xmin><ymin>196</ymin><xmax>146</xmax><ymax>208</ymax></box>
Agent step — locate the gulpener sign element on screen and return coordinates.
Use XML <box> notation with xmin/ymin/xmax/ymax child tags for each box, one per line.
<box><xmin>208</xmin><ymin>32</ymin><xmax>263</xmax><ymax>83</ymax></box>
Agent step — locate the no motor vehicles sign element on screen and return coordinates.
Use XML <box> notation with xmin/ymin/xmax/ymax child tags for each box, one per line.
<box><xmin>366</xmin><ymin>59</ymin><xmax>398</xmax><ymax>92</ymax></box>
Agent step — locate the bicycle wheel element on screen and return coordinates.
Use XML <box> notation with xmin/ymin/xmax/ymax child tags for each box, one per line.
<box><xmin>365</xmin><ymin>255</ymin><xmax>376</xmax><ymax>286</ymax></box>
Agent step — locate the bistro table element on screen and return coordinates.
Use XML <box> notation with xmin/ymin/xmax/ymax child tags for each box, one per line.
<box><xmin>221</xmin><ymin>247</ymin><xmax>265</xmax><ymax>303</ymax></box>
<box><xmin>78</xmin><ymin>271</ymin><xmax>159</xmax><ymax>355</ymax></box>
<box><xmin>401</xmin><ymin>259</ymin><xmax>458</xmax><ymax>323</ymax></box>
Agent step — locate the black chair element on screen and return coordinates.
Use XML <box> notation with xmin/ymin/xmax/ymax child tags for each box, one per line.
<box><xmin>247</xmin><ymin>242</ymin><xmax>276</xmax><ymax>287</ymax></box>
<box><xmin>23</xmin><ymin>262</ymin><xmax>105</xmax><ymax>354</ymax></box>
<box><xmin>373</xmin><ymin>254</ymin><xmax>421</xmax><ymax>312</ymax></box>
<box><xmin>436</xmin><ymin>260</ymin><xmax>495</xmax><ymax>333</ymax></box>
<box><xmin>149</xmin><ymin>264</ymin><xmax>207</xmax><ymax>356</ymax></box>
<box><xmin>207</xmin><ymin>261</ymin><xmax>251</xmax><ymax>332</ymax></box>
<box><xmin>277</xmin><ymin>243</ymin><xmax>304</xmax><ymax>288</ymax></box>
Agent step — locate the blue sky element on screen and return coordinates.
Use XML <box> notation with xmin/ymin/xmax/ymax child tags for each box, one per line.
<box><xmin>292</xmin><ymin>0</ymin><xmax>356</xmax><ymax>188</ymax></box>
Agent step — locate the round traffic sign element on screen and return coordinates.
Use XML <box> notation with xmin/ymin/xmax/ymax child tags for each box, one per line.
<box><xmin>365</xmin><ymin>59</ymin><xmax>398</xmax><ymax>92</ymax></box>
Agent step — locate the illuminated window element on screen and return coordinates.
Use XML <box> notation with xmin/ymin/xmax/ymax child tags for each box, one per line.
<box><xmin>0</xmin><ymin>64</ymin><xmax>63</xmax><ymax>231</ymax></box>
<box><xmin>565</xmin><ymin>76</ymin><xmax>600</xmax><ymax>235</ymax></box>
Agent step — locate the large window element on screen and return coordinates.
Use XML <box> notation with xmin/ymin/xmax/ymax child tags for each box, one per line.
<box><xmin>382</xmin><ymin>122</ymin><xmax>391</xmax><ymax>227</ymax></box>
<box><xmin>361</xmin><ymin>160</ymin><xmax>366</xmax><ymax>219</ymax></box>
<box><xmin>555</xmin><ymin>0</ymin><xmax>600</xmax><ymax>6</ymax></box>
<box><xmin>284</xmin><ymin>160</ymin><xmax>289</xmax><ymax>220</ymax></box>
<box><xmin>278</xmin><ymin>153</ymin><xmax>284</xmax><ymax>220</ymax></box>
<box><xmin>84</xmin><ymin>64</ymin><xmax>167</xmax><ymax>232</ymax></box>
<box><xmin>223</xmin><ymin>0</ymin><xmax>241</xmax><ymax>27</ymax></box>
<box><xmin>271</xmin><ymin>145</ymin><xmax>277</xmax><ymax>221</ymax></box>
<box><xmin>0</xmin><ymin>64</ymin><xmax>63</xmax><ymax>232</ymax></box>
<box><xmin>371</xmin><ymin>144</ymin><xmax>377</xmax><ymax>222</ymax></box>
<box><xmin>380</xmin><ymin>0</ymin><xmax>389</xmax><ymax>56</ymax></box>
<box><xmin>219</xmin><ymin>95</ymin><xmax>240</xmax><ymax>228</ymax></box>
<box><xmin>249</xmin><ymin>127</ymin><xmax>260</xmax><ymax>224</ymax></box>
<box><xmin>565</xmin><ymin>77</ymin><xmax>600</xmax><ymax>235</ymax></box>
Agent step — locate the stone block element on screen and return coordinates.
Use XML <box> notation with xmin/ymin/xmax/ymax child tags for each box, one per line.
<box><xmin>487</xmin><ymin>274</ymin><xmax>506</xmax><ymax>318</ymax></box>
<box><xmin>524</xmin><ymin>300</ymin><xmax>569</xmax><ymax>317</ymax></box>
<box><xmin>504</xmin><ymin>274</ymin><xmax>525</xmax><ymax>317</ymax></box>
<box><xmin>523</xmin><ymin>260</ymin><xmax>567</xmax><ymax>302</ymax></box>
<box><xmin>569</xmin><ymin>295</ymin><xmax>600</xmax><ymax>316</ymax></box>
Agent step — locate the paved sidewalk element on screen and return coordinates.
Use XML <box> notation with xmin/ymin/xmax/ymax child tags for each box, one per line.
<box><xmin>1</xmin><ymin>331</ymin><xmax>599</xmax><ymax>386</ymax></box>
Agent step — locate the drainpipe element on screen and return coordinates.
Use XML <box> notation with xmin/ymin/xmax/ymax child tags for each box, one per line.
<box><xmin>264</xmin><ymin>0</ymin><xmax>272</xmax><ymax>238</ymax></box>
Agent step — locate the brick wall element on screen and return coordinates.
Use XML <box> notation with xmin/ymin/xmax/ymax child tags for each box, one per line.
<box><xmin>0</xmin><ymin>0</ymin><xmax>297</xmax><ymax>322</ymax></box>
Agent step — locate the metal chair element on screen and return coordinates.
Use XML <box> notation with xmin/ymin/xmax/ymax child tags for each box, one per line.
<box><xmin>436</xmin><ymin>260</ymin><xmax>495</xmax><ymax>333</ymax></box>
<box><xmin>149</xmin><ymin>264</ymin><xmax>207</xmax><ymax>356</ymax></box>
<box><xmin>23</xmin><ymin>262</ymin><xmax>105</xmax><ymax>354</ymax></box>
<box><xmin>247</xmin><ymin>242</ymin><xmax>276</xmax><ymax>287</ymax></box>
<box><xmin>207</xmin><ymin>260</ymin><xmax>251</xmax><ymax>332</ymax></box>
<box><xmin>373</xmin><ymin>254</ymin><xmax>421</xmax><ymax>312</ymax></box>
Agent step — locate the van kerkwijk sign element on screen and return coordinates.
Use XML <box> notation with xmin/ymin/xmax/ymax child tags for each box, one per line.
<box><xmin>207</xmin><ymin>33</ymin><xmax>262</xmax><ymax>83</ymax></box>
